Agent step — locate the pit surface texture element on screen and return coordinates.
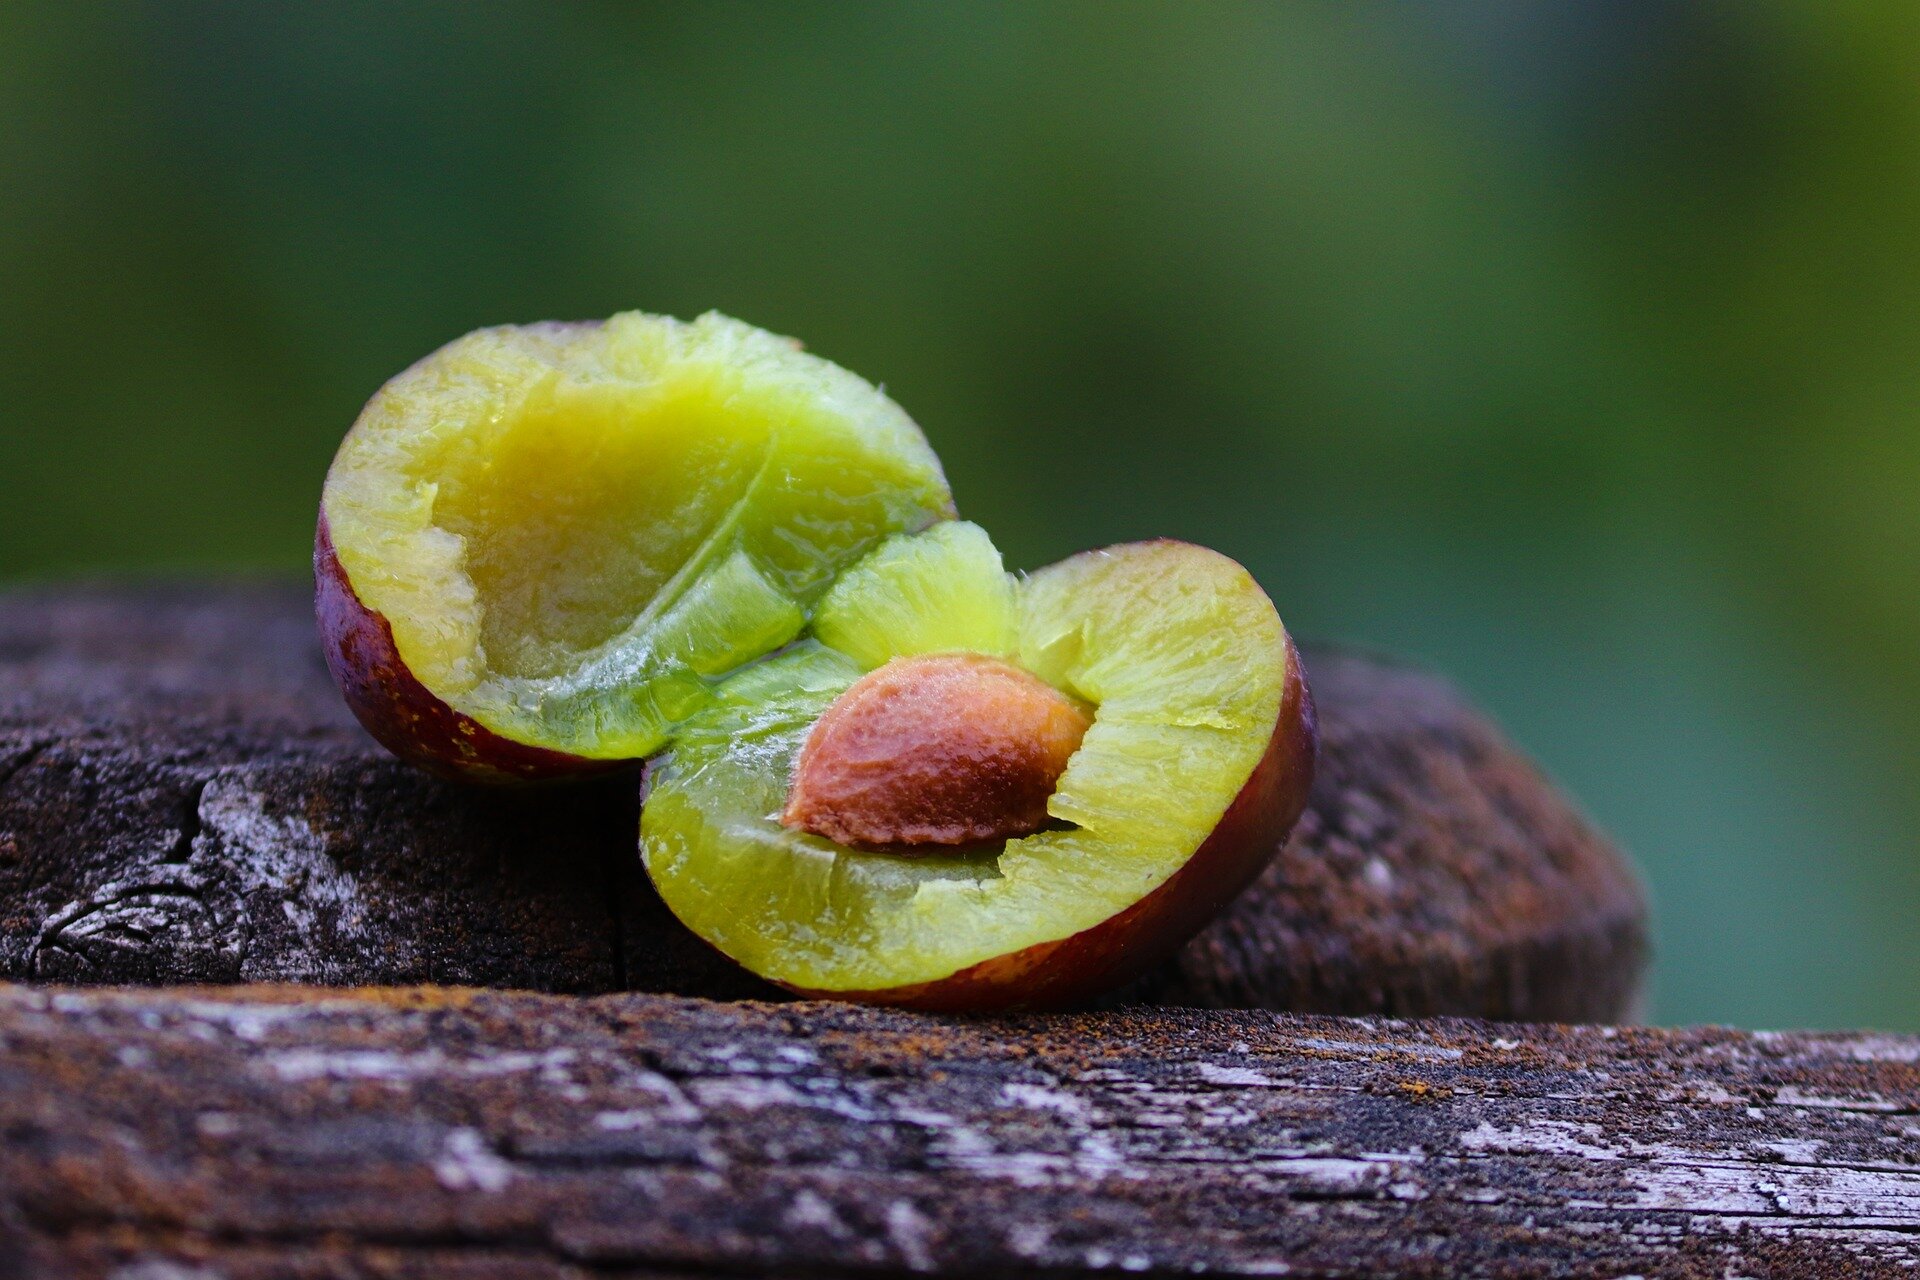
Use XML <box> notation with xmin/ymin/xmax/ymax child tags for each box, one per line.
<box><xmin>0</xmin><ymin>583</ymin><xmax>1647</xmax><ymax>1018</ymax></box>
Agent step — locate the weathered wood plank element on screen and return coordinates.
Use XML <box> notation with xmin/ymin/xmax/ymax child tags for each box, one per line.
<box><xmin>0</xmin><ymin>584</ymin><xmax>1648</xmax><ymax>1020</ymax></box>
<box><xmin>2</xmin><ymin>983</ymin><xmax>1915</xmax><ymax>1278</ymax></box>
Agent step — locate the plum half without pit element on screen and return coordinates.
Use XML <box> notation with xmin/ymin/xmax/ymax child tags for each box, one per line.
<box><xmin>317</xmin><ymin>312</ymin><xmax>955</xmax><ymax>781</ymax></box>
<box><xmin>317</xmin><ymin>310</ymin><xmax>1317</xmax><ymax>1011</ymax></box>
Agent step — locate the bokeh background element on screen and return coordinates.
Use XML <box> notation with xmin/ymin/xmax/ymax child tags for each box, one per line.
<box><xmin>4</xmin><ymin>2</ymin><xmax>1917</xmax><ymax>1031</ymax></box>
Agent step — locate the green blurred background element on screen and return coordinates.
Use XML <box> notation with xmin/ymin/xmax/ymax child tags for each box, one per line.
<box><xmin>4</xmin><ymin>2</ymin><xmax>1917</xmax><ymax>1030</ymax></box>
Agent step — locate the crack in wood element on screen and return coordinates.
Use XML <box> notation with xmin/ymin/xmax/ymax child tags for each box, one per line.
<box><xmin>0</xmin><ymin>737</ymin><xmax>51</xmax><ymax>794</ymax></box>
<box><xmin>164</xmin><ymin>775</ymin><xmax>210</xmax><ymax>863</ymax></box>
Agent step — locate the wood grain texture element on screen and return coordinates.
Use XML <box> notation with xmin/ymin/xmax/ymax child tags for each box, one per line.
<box><xmin>2</xmin><ymin>982</ymin><xmax>1916</xmax><ymax>1279</ymax></box>
<box><xmin>0</xmin><ymin>583</ymin><xmax>1647</xmax><ymax>1019</ymax></box>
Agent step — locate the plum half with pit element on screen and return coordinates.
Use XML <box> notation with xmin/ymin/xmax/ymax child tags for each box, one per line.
<box><xmin>316</xmin><ymin>312</ymin><xmax>954</xmax><ymax>781</ymax></box>
<box><xmin>640</xmin><ymin>522</ymin><xmax>1316</xmax><ymax>1011</ymax></box>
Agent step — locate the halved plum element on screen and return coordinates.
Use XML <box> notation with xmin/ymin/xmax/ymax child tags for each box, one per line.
<box><xmin>640</xmin><ymin>524</ymin><xmax>1316</xmax><ymax>1011</ymax></box>
<box><xmin>317</xmin><ymin>312</ymin><xmax>955</xmax><ymax>781</ymax></box>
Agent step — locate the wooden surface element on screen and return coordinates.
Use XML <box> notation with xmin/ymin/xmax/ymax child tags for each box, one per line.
<box><xmin>0</xmin><ymin>583</ymin><xmax>1648</xmax><ymax>1021</ymax></box>
<box><xmin>3</xmin><ymin>982</ymin><xmax>1917</xmax><ymax>1279</ymax></box>
<box><xmin>0</xmin><ymin>583</ymin><xmax>1902</xmax><ymax>1279</ymax></box>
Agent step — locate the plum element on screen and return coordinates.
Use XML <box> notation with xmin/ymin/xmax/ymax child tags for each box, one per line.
<box><xmin>640</xmin><ymin>524</ymin><xmax>1315</xmax><ymax>1011</ymax></box>
<box><xmin>318</xmin><ymin>312</ymin><xmax>1315</xmax><ymax>1009</ymax></box>
<box><xmin>316</xmin><ymin>312</ymin><xmax>953</xmax><ymax>780</ymax></box>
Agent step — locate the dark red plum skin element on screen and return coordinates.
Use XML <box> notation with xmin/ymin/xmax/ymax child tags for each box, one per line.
<box><xmin>315</xmin><ymin>514</ymin><xmax>628</xmax><ymax>785</ymax></box>
<box><xmin>787</xmin><ymin>625</ymin><xmax>1319</xmax><ymax>1013</ymax></box>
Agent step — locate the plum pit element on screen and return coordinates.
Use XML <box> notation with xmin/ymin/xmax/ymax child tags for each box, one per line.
<box><xmin>781</xmin><ymin>653</ymin><xmax>1091</xmax><ymax>850</ymax></box>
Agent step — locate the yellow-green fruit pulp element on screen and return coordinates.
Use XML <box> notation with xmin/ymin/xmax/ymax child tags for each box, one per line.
<box><xmin>641</xmin><ymin>525</ymin><xmax>1290</xmax><ymax>994</ymax></box>
<box><xmin>321</xmin><ymin>311</ymin><xmax>954</xmax><ymax>760</ymax></box>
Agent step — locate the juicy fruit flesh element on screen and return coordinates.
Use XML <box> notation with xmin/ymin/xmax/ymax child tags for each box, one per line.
<box><xmin>811</xmin><ymin>520</ymin><xmax>1016</xmax><ymax>668</ymax></box>
<box><xmin>433</xmin><ymin>379</ymin><xmax>766</xmax><ymax>682</ymax></box>
<box><xmin>642</xmin><ymin>532</ymin><xmax>1290</xmax><ymax>994</ymax></box>
<box><xmin>321</xmin><ymin>312</ymin><xmax>953</xmax><ymax>759</ymax></box>
<box><xmin>781</xmin><ymin>652</ymin><xmax>1092</xmax><ymax>849</ymax></box>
